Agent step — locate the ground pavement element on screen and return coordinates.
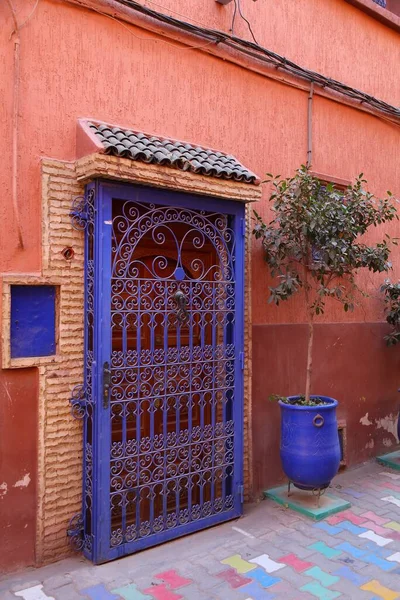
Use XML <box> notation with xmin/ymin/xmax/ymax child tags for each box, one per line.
<box><xmin>2</xmin><ymin>462</ymin><xmax>400</xmax><ymax>600</ymax></box>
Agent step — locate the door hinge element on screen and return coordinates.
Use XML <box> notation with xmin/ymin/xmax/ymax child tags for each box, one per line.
<box><xmin>238</xmin><ymin>485</ymin><xmax>244</xmax><ymax>504</ymax></box>
<box><xmin>241</xmin><ymin>218</ymin><xmax>246</xmax><ymax>238</ymax></box>
<box><xmin>239</xmin><ymin>351</ymin><xmax>244</xmax><ymax>370</ymax></box>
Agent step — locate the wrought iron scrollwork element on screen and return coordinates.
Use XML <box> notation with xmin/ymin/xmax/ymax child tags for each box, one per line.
<box><xmin>70</xmin><ymin>384</ymin><xmax>86</xmax><ymax>420</ymax></box>
<box><xmin>70</xmin><ymin>196</ymin><xmax>87</xmax><ymax>230</ymax></box>
<box><xmin>70</xmin><ymin>188</ymin><xmax>95</xmax><ymax>231</ymax></box>
<box><xmin>67</xmin><ymin>513</ymin><xmax>84</xmax><ymax>551</ymax></box>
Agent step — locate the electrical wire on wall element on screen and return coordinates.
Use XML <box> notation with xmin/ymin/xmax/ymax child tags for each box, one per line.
<box><xmin>236</xmin><ymin>0</ymin><xmax>258</xmax><ymax>44</ymax></box>
<box><xmin>231</xmin><ymin>0</ymin><xmax>237</xmax><ymax>34</ymax></box>
<box><xmin>110</xmin><ymin>0</ymin><xmax>400</xmax><ymax>122</ymax></box>
<box><xmin>307</xmin><ymin>82</ymin><xmax>314</xmax><ymax>168</ymax></box>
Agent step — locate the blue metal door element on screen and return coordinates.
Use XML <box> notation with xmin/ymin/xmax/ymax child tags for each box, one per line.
<box><xmin>80</xmin><ymin>181</ymin><xmax>244</xmax><ymax>563</ymax></box>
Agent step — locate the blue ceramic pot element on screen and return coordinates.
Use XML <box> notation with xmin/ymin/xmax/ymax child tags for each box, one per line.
<box><xmin>279</xmin><ymin>395</ymin><xmax>341</xmax><ymax>490</ymax></box>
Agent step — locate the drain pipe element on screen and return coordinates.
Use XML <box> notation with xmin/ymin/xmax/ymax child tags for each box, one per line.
<box><xmin>307</xmin><ymin>82</ymin><xmax>314</xmax><ymax>169</ymax></box>
<box><xmin>6</xmin><ymin>0</ymin><xmax>24</xmax><ymax>249</ymax></box>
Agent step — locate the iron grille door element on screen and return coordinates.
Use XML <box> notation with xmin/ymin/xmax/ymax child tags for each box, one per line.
<box><xmin>89</xmin><ymin>182</ymin><xmax>244</xmax><ymax>563</ymax></box>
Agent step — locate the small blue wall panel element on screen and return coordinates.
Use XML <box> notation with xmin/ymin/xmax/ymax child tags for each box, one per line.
<box><xmin>11</xmin><ymin>285</ymin><xmax>56</xmax><ymax>358</ymax></box>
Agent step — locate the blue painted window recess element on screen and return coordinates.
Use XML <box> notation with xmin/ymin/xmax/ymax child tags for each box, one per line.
<box><xmin>11</xmin><ymin>285</ymin><xmax>56</xmax><ymax>358</ymax></box>
<box><xmin>372</xmin><ymin>0</ymin><xmax>386</xmax><ymax>7</ymax></box>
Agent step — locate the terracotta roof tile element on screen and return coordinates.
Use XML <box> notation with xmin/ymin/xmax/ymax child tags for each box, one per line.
<box><xmin>88</xmin><ymin>122</ymin><xmax>259</xmax><ymax>184</ymax></box>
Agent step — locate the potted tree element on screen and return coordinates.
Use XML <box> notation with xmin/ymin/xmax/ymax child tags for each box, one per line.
<box><xmin>253</xmin><ymin>166</ymin><xmax>397</xmax><ymax>495</ymax></box>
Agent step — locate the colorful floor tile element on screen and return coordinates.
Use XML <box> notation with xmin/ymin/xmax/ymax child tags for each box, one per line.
<box><xmin>14</xmin><ymin>587</ymin><xmax>55</xmax><ymax>600</ymax></box>
<box><xmin>112</xmin><ymin>585</ymin><xmax>152</xmax><ymax>600</ymax></box>
<box><xmin>82</xmin><ymin>585</ymin><xmax>120</xmax><ymax>600</ymax></box>
<box><xmin>216</xmin><ymin>568</ymin><xmax>252</xmax><ymax>589</ymax></box>
<box><xmin>300</xmin><ymin>582</ymin><xmax>341</xmax><ymax>599</ymax></box>
<box><xmin>359</xmin><ymin>530</ymin><xmax>393</xmax><ymax>546</ymax></box>
<box><xmin>249</xmin><ymin>553</ymin><xmax>285</xmax><ymax>573</ymax></box>
<box><xmin>307</xmin><ymin>541</ymin><xmax>342</xmax><ymax>559</ymax></box>
<box><xmin>277</xmin><ymin>553</ymin><xmax>314</xmax><ymax>572</ymax></box>
<box><xmin>142</xmin><ymin>585</ymin><xmax>182</xmax><ymax>600</ymax></box>
<box><xmin>360</xmin><ymin>579</ymin><xmax>400</xmax><ymax>599</ymax></box>
<box><xmin>154</xmin><ymin>571</ymin><xmax>192</xmax><ymax>589</ymax></box>
<box><xmin>382</xmin><ymin>495</ymin><xmax>400</xmax><ymax>508</ymax></box>
<box><xmin>221</xmin><ymin>555</ymin><xmax>255</xmax><ymax>574</ymax></box>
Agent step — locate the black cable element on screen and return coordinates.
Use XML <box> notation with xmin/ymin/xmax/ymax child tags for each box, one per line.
<box><xmin>115</xmin><ymin>0</ymin><xmax>400</xmax><ymax>121</ymax></box>
<box><xmin>231</xmin><ymin>0</ymin><xmax>237</xmax><ymax>35</ymax></box>
<box><xmin>237</xmin><ymin>0</ymin><xmax>258</xmax><ymax>44</ymax></box>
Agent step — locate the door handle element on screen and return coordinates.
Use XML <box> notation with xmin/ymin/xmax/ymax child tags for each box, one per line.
<box><xmin>103</xmin><ymin>361</ymin><xmax>111</xmax><ymax>409</ymax></box>
<box><xmin>174</xmin><ymin>290</ymin><xmax>189</xmax><ymax>326</ymax></box>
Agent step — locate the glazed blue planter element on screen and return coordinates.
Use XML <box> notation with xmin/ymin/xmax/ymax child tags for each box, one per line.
<box><xmin>279</xmin><ymin>395</ymin><xmax>341</xmax><ymax>491</ymax></box>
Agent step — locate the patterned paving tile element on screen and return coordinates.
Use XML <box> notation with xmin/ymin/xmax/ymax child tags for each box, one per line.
<box><xmin>300</xmin><ymin>582</ymin><xmax>341</xmax><ymax>599</ymax></box>
<box><xmin>248</xmin><ymin>568</ymin><xmax>281</xmax><ymax>588</ymax></box>
<box><xmin>332</xmin><ymin>565</ymin><xmax>369</xmax><ymax>586</ymax></box>
<box><xmin>382</xmin><ymin>496</ymin><xmax>400</xmax><ymax>508</ymax></box>
<box><xmin>277</xmin><ymin>553</ymin><xmax>314</xmax><ymax>572</ymax></box>
<box><xmin>362</xmin><ymin>521</ymin><xmax>390</xmax><ymax>535</ymax></box>
<box><xmin>220</xmin><ymin>555</ymin><xmax>256</xmax><ymax>574</ymax></box>
<box><xmin>327</xmin><ymin>510</ymin><xmax>366</xmax><ymax>525</ymax></box>
<box><xmin>81</xmin><ymin>585</ymin><xmax>120</xmax><ymax>600</ymax></box>
<box><xmin>360</xmin><ymin>580</ymin><xmax>399</xmax><ymax>599</ymax></box>
<box><xmin>359</xmin><ymin>531</ymin><xmax>393</xmax><ymax>546</ymax></box>
<box><xmin>307</xmin><ymin>542</ymin><xmax>342</xmax><ymax>559</ymax></box>
<box><xmin>362</xmin><ymin>553</ymin><xmax>396</xmax><ymax>571</ymax></box>
<box><xmin>240</xmin><ymin>582</ymin><xmax>276</xmax><ymax>599</ymax></box>
<box><xmin>153</xmin><ymin>571</ymin><xmax>191</xmax><ymax>590</ymax></box>
<box><xmin>379</xmin><ymin>472</ymin><xmax>400</xmax><ymax>480</ymax></box>
<box><xmin>340</xmin><ymin>488</ymin><xmax>365</xmax><ymax>499</ymax></box>
<box><xmin>334</xmin><ymin>542</ymin><xmax>366</xmax><ymax>559</ymax></box>
<box><xmin>362</xmin><ymin>541</ymin><xmax>392</xmax><ymax>557</ymax></box>
<box><xmin>313</xmin><ymin>522</ymin><xmax>343</xmax><ymax>535</ymax></box>
<box><xmin>339</xmin><ymin>520</ymin><xmax>367</xmax><ymax>535</ymax></box>
<box><xmin>215</xmin><ymin>568</ymin><xmax>252</xmax><ymax>589</ymax></box>
<box><xmin>142</xmin><ymin>585</ymin><xmax>183</xmax><ymax>600</ymax></box>
<box><xmin>14</xmin><ymin>587</ymin><xmax>55</xmax><ymax>600</ymax></box>
<box><xmin>384</xmin><ymin>521</ymin><xmax>400</xmax><ymax>532</ymax></box>
<box><xmin>385</xmin><ymin>531</ymin><xmax>400</xmax><ymax>542</ymax></box>
<box><xmin>388</xmin><ymin>552</ymin><xmax>400</xmax><ymax>563</ymax></box>
<box><xmin>249</xmin><ymin>554</ymin><xmax>285</xmax><ymax>573</ymax></box>
<box><xmin>303</xmin><ymin>567</ymin><xmax>339</xmax><ymax>587</ymax></box>
<box><xmin>380</xmin><ymin>482</ymin><xmax>400</xmax><ymax>493</ymax></box>
<box><xmin>361</xmin><ymin>511</ymin><xmax>389</xmax><ymax>525</ymax></box>
<box><xmin>112</xmin><ymin>585</ymin><xmax>152</xmax><ymax>600</ymax></box>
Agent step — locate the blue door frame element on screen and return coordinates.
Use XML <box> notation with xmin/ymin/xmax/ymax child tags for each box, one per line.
<box><xmin>81</xmin><ymin>180</ymin><xmax>245</xmax><ymax>564</ymax></box>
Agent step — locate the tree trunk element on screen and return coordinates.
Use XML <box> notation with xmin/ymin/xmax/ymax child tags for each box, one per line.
<box><xmin>305</xmin><ymin>313</ymin><xmax>314</xmax><ymax>402</ymax></box>
<box><xmin>303</xmin><ymin>252</ymin><xmax>314</xmax><ymax>402</ymax></box>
